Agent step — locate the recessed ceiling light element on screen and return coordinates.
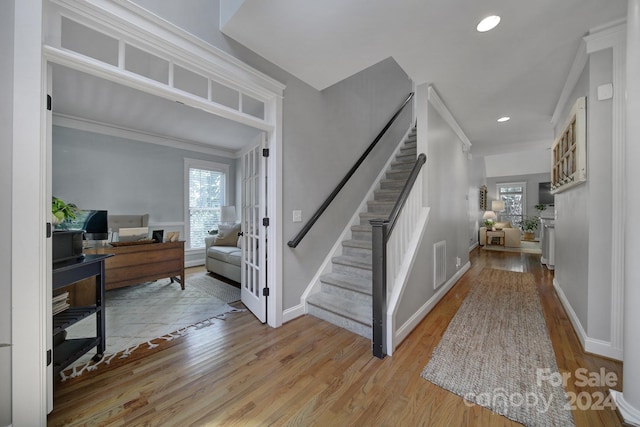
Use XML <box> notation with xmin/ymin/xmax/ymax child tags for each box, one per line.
<box><xmin>497</xmin><ymin>116</ymin><xmax>510</xmax><ymax>122</ymax></box>
<box><xmin>477</xmin><ymin>15</ymin><xmax>501</xmax><ymax>32</ymax></box>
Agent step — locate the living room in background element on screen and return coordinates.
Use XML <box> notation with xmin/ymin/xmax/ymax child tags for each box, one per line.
<box><xmin>185</xmin><ymin>159</ymin><xmax>230</xmax><ymax>250</ymax></box>
<box><xmin>496</xmin><ymin>182</ymin><xmax>526</xmax><ymax>227</ymax></box>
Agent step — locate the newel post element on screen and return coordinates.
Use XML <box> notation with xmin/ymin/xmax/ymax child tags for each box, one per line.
<box><xmin>370</xmin><ymin>218</ymin><xmax>388</xmax><ymax>359</ymax></box>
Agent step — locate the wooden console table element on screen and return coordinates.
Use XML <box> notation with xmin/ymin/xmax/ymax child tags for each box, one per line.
<box><xmin>86</xmin><ymin>241</ymin><xmax>185</xmax><ymax>290</ymax></box>
<box><xmin>486</xmin><ymin>230</ymin><xmax>505</xmax><ymax>247</ymax></box>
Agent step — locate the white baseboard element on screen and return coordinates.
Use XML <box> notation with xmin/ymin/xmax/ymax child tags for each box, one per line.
<box><xmin>282</xmin><ymin>303</ymin><xmax>306</xmax><ymax>323</ymax></box>
<box><xmin>469</xmin><ymin>242</ymin><xmax>479</xmax><ymax>252</ymax></box>
<box><xmin>393</xmin><ymin>261</ymin><xmax>470</xmax><ymax>352</ymax></box>
<box><xmin>553</xmin><ymin>278</ymin><xmax>622</xmax><ymax>361</ymax></box>
<box><xmin>610</xmin><ymin>390</ymin><xmax>640</xmax><ymax>426</ymax></box>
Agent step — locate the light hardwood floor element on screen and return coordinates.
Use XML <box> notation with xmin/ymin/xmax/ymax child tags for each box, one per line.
<box><xmin>48</xmin><ymin>248</ymin><xmax>623</xmax><ymax>426</ymax></box>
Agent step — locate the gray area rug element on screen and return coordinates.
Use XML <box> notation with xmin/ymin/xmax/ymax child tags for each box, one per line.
<box><xmin>421</xmin><ymin>268</ymin><xmax>575</xmax><ymax>427</ymax></box>
<box><xmin>62</xmin><ymin>274</ymin><xmax>243</xmax><ymax>380</ymax></box>
<box><xmin>188</xmin><ymin>272</ymin><xmax>241</xmax><ymax>303</ymax></box>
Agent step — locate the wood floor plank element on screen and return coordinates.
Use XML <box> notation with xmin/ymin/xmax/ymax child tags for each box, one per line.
<box><xmin>48</xmin><ymin>252</ymin><xmax>623</xmax><ymax>426</ymax></box>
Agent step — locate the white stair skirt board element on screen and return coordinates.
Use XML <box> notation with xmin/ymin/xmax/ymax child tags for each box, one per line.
<box><xmin>303</xmin><ymin>127</ymin><xmax>417</xmax><ymax>341</ymax></box>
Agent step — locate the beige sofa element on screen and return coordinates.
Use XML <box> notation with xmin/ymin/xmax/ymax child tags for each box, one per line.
<box><xmin>204</xmin><ymin>223</ymin><xmax>241</xmax><ymax>283</ymax></box>
<box><xmin>479</xmin><ymin>221</ymin><xmax>521</xmax><ymax>247</ymax></box>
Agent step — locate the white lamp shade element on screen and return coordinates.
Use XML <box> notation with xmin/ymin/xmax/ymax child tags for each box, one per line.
<box><xmin>482</xmin><ymin>211</ymin><xmax>497</xmax><ymax>220</ymax></box>
<box><xmin>491</xmin><ymin>200</ymin><xmax>505</xmax><ymax>211</ymax></box>
<box><xmin>220</xmin><ymin>206</ymin><xmax>236</xmax><ymax>223</ymax></box>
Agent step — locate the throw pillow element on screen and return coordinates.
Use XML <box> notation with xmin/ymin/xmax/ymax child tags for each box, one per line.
<box><xmin>213</xmin><ymin>223</ymin><xmax>241</xmax><ymax>246</ymax></box>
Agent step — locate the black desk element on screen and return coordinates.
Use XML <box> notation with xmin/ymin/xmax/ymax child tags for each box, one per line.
<box><xmin>52</xmin><ymin>254</ymin><xmax>112</xmax><ymax>376</ymax></box>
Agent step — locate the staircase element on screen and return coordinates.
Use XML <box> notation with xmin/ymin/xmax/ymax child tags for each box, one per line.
<box><xmin>307</xmin><ymin>128</ymin><xmax>417</xmax><ymax>338</ymax></box>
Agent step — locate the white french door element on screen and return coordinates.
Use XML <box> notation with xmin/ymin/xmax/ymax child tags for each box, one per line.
<box><xmin>240</xmin><ymin>134</ymin><xmax>268</xmax><ymax>323</ymax></box>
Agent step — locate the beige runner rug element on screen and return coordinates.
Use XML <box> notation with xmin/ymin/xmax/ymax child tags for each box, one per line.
<box><xmin>421</xmin><ymin>268</ymin><xmax>575</xmax><ymax>427</ymax></box>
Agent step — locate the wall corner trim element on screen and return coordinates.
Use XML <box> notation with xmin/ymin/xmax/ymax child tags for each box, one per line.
<box><xmin>427</xmin><ymin>85</ymin><xmax>472</xmax><ymax>151</ymax></box>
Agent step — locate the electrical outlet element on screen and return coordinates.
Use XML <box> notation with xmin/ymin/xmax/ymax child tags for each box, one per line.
<box><xmin>456</xmin><ymin>256</ymin><xmax>461</xmax><ymax>268</ymax></box>
<box><xmin>292</xmin><ymin>210</ymin><xmax>302</xmax><ymax>223</ymax></box>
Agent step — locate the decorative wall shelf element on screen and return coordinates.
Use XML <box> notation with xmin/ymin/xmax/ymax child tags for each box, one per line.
<box><xmin>479</xmin><ymin>185</ymin><xmax>487</xmax><ymax>211</ymax></box>
<box><xmin>551</xmin><ymin>96</ymin><xmax>586</xmax><ymax>194</ymax></box>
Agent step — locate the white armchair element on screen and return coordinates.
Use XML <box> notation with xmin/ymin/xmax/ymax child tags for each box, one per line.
<box><xmin>479</xmin><ymin>221</ymin><xmax>521</xmax><ymax>247</ymax></box>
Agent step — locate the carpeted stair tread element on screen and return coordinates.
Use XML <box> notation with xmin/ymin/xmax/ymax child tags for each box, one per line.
<box><xmin>386</xmin><ymin>169</ymin><xmax>411</xmax><ymax>180</ymax></box>
<box><xmin>307</xmin><ymin>292</ymin><xmax>371</xmax><ymax>326</ymax></box>
<box><xmin>390</xmin><ymin>160</ymin><xmax>416</xmax><ymax>170</ymax></box>
<box><xmin>332</xmin><ymin>255</ymin><xmax>372</xmax><ymax>270</ymax></box>
<box><xmin>374</xmin><ymin>189</ymin><xmax>402</xmax><ymax>201</ymax></box>
<box><xmin>367</xmin><ymin>200</ymin><xmax>396</xmax><ymax>213</ymax></box>
<box><xmin>359</xmin><ymin>211</ymin><xmax>389</xmax><ymax>224</ymax></box>
<box><xmin>342</xmin><ymin>239</ymin><xmax>372</xmax><ymax>250</ymax></box>
<box><xmin>320</xmin><ymin>272</ymin><xmax>372</xmax><ymax>295</ymax></box>
<box><xmin>380</xmin><ymin>179</ymin><xmax>407</xmax><ymax>190</ymax></box>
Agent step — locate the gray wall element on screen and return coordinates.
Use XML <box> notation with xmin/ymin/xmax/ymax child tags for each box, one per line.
<box><xmin>397</xmin><ymin>102</ymin><xmax>470</xmax><ymax>327</ymax></box>
<box><xmin>554</xmin><ymin>62</ymin><xmax>590</xmax><ymax>335</ymax></box>
<box><xmin>129</xmin><ymin>0</ymin><xmax>413</xmax><ymax>310</ymax></box>
<box><xmin>0</xmin><ymin>1</ymin><xmax>14</xmax><ymax>424</ymax></box>
<box><xmin>554</xmin><ymin>48</ymin><xmax>615</xmax><ymax>342</ymax></box>
<box><xmin>52</xmin><ymin>126</ymin><xmax>237</xmax><ymax>238</ymax></box>
<box><xmin>585</xmin><ymin>49</ymin><xmax>613</xmax><ymax>340</ymax></box>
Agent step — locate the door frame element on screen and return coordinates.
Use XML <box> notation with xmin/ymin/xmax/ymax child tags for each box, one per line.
<box><xmin>12</xmin><ymin>1</ymin><xmax>285</xmax><ymax>422</ymax></box>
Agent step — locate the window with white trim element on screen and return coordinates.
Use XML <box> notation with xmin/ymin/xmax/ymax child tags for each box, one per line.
<box><xmin>496</xmin><ymin>182</ymin><xmax>527</xmax><ymax>227</ymax></box>
<box><xmin>185</xmin><ymin>159</ymin><xmax>229</xmax><ymax>249</ymax></box>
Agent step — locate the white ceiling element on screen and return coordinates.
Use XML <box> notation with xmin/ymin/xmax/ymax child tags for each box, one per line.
<box><xmin>52</xmin><ymin>64</ymin><xmax>263</xmax><ymax>154</ymax></box>
<box><xmin>221</xmin><ymin>0</ymin><xmax>628</xmax><ymax>155</ymax></box>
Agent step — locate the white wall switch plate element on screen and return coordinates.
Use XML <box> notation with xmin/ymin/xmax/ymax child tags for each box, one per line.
<box><xmin>292</xmin><ymin>210</ymin><xmax>302</xmax><ymax>223</ymax></box>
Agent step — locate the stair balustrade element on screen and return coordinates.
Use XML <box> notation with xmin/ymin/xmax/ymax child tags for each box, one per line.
<box><xmin>370</xmin><ymin>153</ymin><xmax>426</xmax><ymax>358</ymax></box>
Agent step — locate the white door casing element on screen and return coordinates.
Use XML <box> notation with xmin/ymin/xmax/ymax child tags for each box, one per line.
<box><xmin>240</xmin><ymin>134</ymin><xmax>268</xmax><ymax>322</ymax></box>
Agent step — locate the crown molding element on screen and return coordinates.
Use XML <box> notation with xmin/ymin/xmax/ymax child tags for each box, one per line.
<box><xmin>53</xmin><ymin>113</ymin><xmax>241</xmax><ymax>158</ymax></box>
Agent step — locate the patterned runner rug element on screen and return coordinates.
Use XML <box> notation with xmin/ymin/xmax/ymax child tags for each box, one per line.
<box><xmin>421</xmin><ymin>268</ymin><xmax>575</xmax><ymax>427</ymax></box>
<box><xmin>61</xmin><ymin>273</ymin><xmax>243</xmax><ymax>380</ymax></box>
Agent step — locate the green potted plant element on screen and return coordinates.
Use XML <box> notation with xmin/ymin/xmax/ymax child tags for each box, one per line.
<box><xmin>520</xmin><ymin>215</ymin><xmax>540</xmax><ymax>240</ymax></box>
<box><xmin>52</xmin><ymin>196</ymin><xmax>78</xmax><ymax>226</ymax></box>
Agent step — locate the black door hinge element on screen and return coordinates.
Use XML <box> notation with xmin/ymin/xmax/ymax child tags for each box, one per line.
<box><xmin>262</xmin><ymin>287</ymin><xmax>270</xmax><ymax>297</ymax></box>
<box><xmin>47</xmin><ymin>349</ymin><xmax>52</xmax><ymax>366</ymax></box>
<box><xmin>46</xmin><ymin>222</ymin><xmax>52</xmax><ymax>238</ymax></box>
<box><xmin>262</xmin><ymin>217</ymin><xmax>269</xmax><ymax>227</ymax></box>
<box><xmin>262</xmin><ymin>148</ymin><xmax>269</xmax><ymax>157</ymax></box>
<box><xmin>47</xmin><ymin>95</ymin><xmax>52</xmax><ymax>111</ymax></box>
